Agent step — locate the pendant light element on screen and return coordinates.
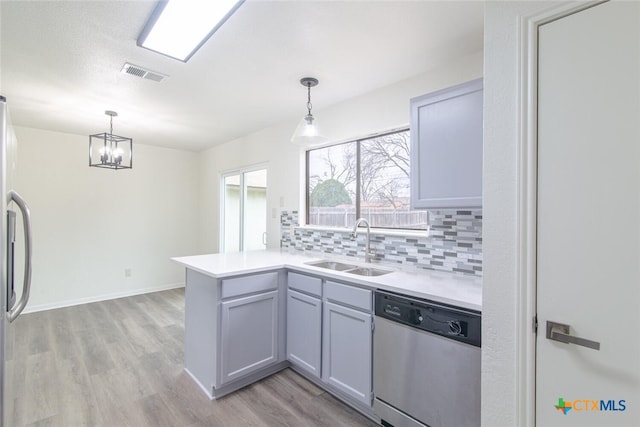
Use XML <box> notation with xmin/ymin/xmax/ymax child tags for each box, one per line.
<box><xmin>291</xmin><ymin>77</ymin><xmax>328</xmax><ymax>147</ymax></box>
<box><xmin>89</xmin><ymin>111</ymin><xmax>133</xmax><ymax>170</ymax></box>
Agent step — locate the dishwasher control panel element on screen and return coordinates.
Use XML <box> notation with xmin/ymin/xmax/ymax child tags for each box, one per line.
<box><xmin>375</xmin><ymin>290</ymin><xmax>481</xmax><ymax>347</ymax></box>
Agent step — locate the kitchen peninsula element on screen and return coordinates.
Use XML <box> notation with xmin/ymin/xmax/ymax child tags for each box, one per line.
<box><xmin>172</xmin><ymin>250</ymin><xmax>482</xmax><ymax>419</ymax></box>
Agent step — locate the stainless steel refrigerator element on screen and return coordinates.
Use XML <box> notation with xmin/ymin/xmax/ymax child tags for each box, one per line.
<box><xmin>0</xmin><ymin>95</ymin><xmax>33</xmax><ymax>426</ymax></box>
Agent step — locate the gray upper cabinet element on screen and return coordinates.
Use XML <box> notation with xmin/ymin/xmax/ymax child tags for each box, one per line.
<box><xmin>410</xmin><ymin>78</ymin><xmax>483</xmax><ymax>209</ymax></box>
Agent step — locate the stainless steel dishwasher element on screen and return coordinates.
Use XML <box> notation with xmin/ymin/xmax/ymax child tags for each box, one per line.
<box><xmin>373</xmin><ymin>290</ymin><xmax>481</xmax><ymax>427</ymax></box>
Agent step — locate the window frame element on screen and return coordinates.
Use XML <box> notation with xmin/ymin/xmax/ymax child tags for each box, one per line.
<box><xmin>305</xmin><ymin>127</ymin><xmax>420</xmax><ymax>231</ymax></box>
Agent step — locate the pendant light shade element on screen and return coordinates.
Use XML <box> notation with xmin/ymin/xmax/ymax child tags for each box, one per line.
<box><xmin>89</xmin><ymin>111</ymin><xmax>133</xmax><ymax>170</ymax></box>
<box><xmin>291</xmin><ymin>77</ymin><xmax>328</xmax><ymax>147</ymax></box>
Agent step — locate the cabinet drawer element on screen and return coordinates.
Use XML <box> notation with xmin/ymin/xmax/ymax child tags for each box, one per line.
<box><xmin>324</xmin><ymin>280</ymin><xmax>372</xmax><ymax>312</ymax></box>
<box><xmin>221</xmin><ymin>271</ymin><xmax>278</xmax><ymax>299</ymax></box>
<box><xmin>288</xmin><ymin>272</ymin><xmax>322</xmax><ymax>297</ymax></box>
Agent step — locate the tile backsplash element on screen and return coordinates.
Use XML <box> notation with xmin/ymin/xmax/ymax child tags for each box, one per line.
<box><xmin>280</xmin><ymin>210</ymin><xmax>482</xmax><ymax>276</ymax></box>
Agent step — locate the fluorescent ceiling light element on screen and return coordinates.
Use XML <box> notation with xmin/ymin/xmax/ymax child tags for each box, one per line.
<box><xmin>138</xmin><ymin>0</ymin><xmax>245</xmax><ymax>62</ymax></box>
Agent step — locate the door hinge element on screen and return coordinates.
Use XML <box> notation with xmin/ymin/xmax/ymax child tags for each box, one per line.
<box><xmin>533</xmin><ymin>315</ymin><xmax>538</xmax><ymax>334</ymax></box>
<box><xmin>371</xmin><ymin>391</ymin><xmax>375</xmax><ymax>406</ymax></box>
<box><xmin>371</xmin><ymin>317</ymin><xmax>375</xmax><ymax>332</ymax></box>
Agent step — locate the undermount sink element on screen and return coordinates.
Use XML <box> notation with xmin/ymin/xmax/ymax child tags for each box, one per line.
<box><xmin>345</xmin><ymin>267</ymin><xmax>392</xmax><ymax>277</ymax></box>
<box><xmin>306</xmin><ymin>260</ymin><xmax>392</xmax><ymax>277</ymax></box>
<box><xmin>306</xmin><ymin>260</ymin><xmax>358</xmax><ymax>271</ymax></box>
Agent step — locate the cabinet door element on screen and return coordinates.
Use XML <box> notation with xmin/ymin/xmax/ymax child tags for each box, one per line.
<box><xmin>410</xmin><ymin>78</ymin><xmax>483</xmax><ymax>209</ymax></box>
<box><xmin>220</xmin><ymin>290</ymin><xmax>278</xmax><ymax>384</ymax></box>
<box><xmin>286</xmin><ymin>289</ymin><xmax>322</xmax><ymax>378</ymax></box>
<box><xmin>322</xmin><ymin>301</ymin><xmax>373</xmax><ymax>407</ymax></box>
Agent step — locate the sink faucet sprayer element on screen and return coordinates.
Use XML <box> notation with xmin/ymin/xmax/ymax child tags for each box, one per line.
<box><xmin>351</xmin><ymin>218</ymin><xmax>373</xmax><ymax>263</ymax></box>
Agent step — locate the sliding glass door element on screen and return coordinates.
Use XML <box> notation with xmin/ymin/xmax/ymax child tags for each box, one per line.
<box><xmin>221</xmin><ymin>167</ymin><xmax>267</xmax><ymax>252</ymax></box>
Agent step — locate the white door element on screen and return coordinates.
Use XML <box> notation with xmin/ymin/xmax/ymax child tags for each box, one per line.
<box><xmin>536</xmin><ymin>1</ymin><xmax>640</xmax><ymax>426</ymax></box>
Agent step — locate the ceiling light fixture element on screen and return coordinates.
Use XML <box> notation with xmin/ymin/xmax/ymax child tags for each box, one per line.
<box><xmin>137</xmin><ymin>0</ymin><xmax>245</xmax><ymax>62</ymax></box>
<box><xmin>291</xmin><ymin>77</ymin><xmax>328</xmax><ymax>147</ymax></box>
<box><xmin>89</xmin><ymin>111</ymin><xmax>133</xmax><ymax>170</ymax></box>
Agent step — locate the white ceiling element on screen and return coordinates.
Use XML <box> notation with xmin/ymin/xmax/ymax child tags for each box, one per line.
<box><xmin>0</xmin><ymin>0</ymin><xmax>483</xmax><ymax>152</ymax></box>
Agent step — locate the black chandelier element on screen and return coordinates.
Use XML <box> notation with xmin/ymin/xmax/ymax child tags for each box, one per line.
<box><xmin>89</xmin><ymin>110</ymin><xmax>133</xmax><ymax>170</ymax></box>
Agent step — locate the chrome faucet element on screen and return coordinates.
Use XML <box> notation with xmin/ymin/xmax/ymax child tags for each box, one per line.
<box><xmin>351</xmin><ymin>218</ymin><xmax>373</xmax><ymax>263</ymax></box>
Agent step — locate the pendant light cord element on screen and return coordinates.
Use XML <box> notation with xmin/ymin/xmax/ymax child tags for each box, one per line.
<box><xmin>307</xmin><ymin>83</ymin><xmax>313</xmax><ymax>116</ymax></box>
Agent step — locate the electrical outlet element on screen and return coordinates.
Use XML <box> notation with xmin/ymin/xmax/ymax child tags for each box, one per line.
<box><xmin>124</xmin><ymin>268</ymin><xmax>132</xmax><ymax>277</ymax></box>
<box><xmin>289</xmin><ymin>225</ymin><xmax>295</xmax><ymax>238</ymax></box>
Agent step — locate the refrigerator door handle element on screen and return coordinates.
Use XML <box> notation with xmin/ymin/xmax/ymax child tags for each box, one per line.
<box><xmin>7</xmin><ymin>190</ymin><xmax>32</xmax><ymax>322</ymax></box>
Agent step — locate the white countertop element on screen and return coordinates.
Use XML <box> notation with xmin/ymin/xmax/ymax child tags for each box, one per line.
<box><xmin>172</xmin><ymin>250</ymin><xmax>482</xmax><ymax>312</ymax></box>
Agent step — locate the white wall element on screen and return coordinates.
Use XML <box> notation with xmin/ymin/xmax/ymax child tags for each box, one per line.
<box><xmin>199</xmin><ymin>51</ymin><xmax>483</xmax><ymax>253</ymax></box>
<box><xmin>13</xmin><ymin>126</ymin><xmax>199</xmax><ymax>311</ymax></box>
<box><xmin>483</xmin><ymin>2</ymin><xmax>561</xmax><ymax>426</ymax></box>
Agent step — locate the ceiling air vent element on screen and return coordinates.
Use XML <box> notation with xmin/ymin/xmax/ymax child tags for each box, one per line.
<box><xmin>121</xmin><ymin>63</ymin><xmax>168</xmax><ymax>82</ymax></box>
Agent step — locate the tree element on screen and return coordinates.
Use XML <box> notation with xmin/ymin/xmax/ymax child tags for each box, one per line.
<box><xmin>308</xmin><ymin>143</ymin><xmax>357</xmax><ymax>201</ymax></box>
<box><xmin>360</xmin><ymin>131</ymin><xmax>410</xmax><ymax>204</ymax></box>
<box><xmin>310</xmin><ymin>179</ymin><xmax>352</xmax><ymax>207</ymax></box>
<box><xmin>308</xmin><ymin>130</ymin><xmax>410</xmax><ymax>206</ymax></box>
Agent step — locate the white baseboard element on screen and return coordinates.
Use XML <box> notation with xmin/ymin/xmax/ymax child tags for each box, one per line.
<box><xmin>23</xmin><ymin>282</ymin><xmax>185</xmax><ymax>313</ymax></box>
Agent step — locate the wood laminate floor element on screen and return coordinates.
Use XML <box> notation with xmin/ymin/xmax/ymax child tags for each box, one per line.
<box><xmin>4</xmin><ymin>288</ymin><xmax>377</xmax><ymax>427</ymax></box>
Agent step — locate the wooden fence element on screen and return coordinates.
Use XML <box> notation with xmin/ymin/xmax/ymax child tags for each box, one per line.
<box><xmin>308</xmin><ymin>207</ymin><xmax>428</xmax><ymax>230</ymax></box>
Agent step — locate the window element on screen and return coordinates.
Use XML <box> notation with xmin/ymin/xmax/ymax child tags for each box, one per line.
<box><xmin>306</xmin><ymin>129</ymin><xmax>427</xmax><ymax>230</ymax></box>
<box><xmin>221</xmin><ymin>167</ymin><xmax>268</xmax><ymax>252</ymax></box>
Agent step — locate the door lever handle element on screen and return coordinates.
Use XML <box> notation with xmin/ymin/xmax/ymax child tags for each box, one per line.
<box><xmin>546</xmin><ymin>321</ymin><xmax>600</xmax><ymax>350</ymax></box>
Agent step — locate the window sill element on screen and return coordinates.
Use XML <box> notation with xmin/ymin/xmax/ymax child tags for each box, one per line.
<box><xmin>295</xmin><ymin>224</ymin><xmax>430</xmax><ymax>238</ymax></box>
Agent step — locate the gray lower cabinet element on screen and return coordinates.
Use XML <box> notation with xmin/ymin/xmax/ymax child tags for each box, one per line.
<box><xmin>286</xmin><ymin>289</ymin><xmax>322</xmax><ymax>377</ymax></box>
<box><xmin>322</xmin><ymin>281</ymin><xmax>373</xmax><ymax>407</ymax></box>
<box><xmin>220</xmin><ymin>289</ymin><xmax>279</xmax><ymax>384</ymax></box>
<box><xmin>184</xmin><ymin>266</ymin><xmax>374</xmax><ymax>414</ymax></box>
<box><xmin>286</xmin><ymin>272</ymin><xmax>322</xmax><ymax>378</ymax></box>
<box><xmin>183</xmin><ymin>268</ymin><xmax>284</xmax><ymax>398</ymax></box>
